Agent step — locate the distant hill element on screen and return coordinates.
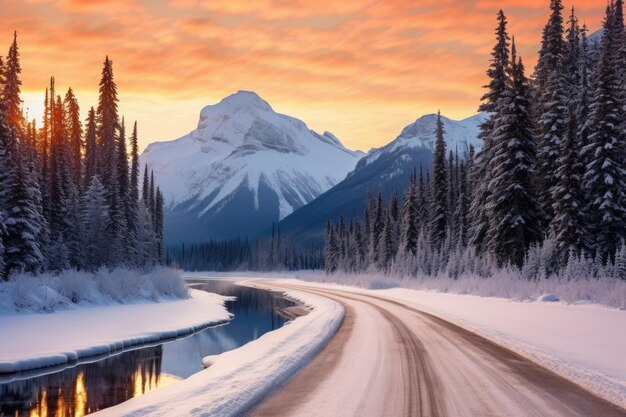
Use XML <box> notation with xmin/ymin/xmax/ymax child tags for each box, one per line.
<box><xmin>279</xmin><ymin>113</ymin><xmax>485</xmax><ymax>242</ymax></box>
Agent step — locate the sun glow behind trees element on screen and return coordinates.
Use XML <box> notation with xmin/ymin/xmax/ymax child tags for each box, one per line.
<box><xmin>0</xmin><ymin>34</ymin><xmax>166</xmax><ymax>279</ymax></box>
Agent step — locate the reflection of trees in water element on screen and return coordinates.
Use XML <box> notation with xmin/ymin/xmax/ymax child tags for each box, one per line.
<box><xmin>0</xmin><ymin>282</ymin><xmax>294</xmax><ymax>416</ymax></box>
<box><xmin>0</xmin><ymin>346</ymin><xmax>168</xmax><ymax>417</ymax></box>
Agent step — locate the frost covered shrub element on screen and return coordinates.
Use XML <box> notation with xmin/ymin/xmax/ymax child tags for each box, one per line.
<box><xmin>95</xmin><ymin>267</ymin><xmax>146</xmax><ymax>302</ymax></box>
<box><xmin>0</xmin><ymin>267</ymin><xmax>189</xmax><ymax>314</ymax></box>
<box><xmin>149</xmin><ymin>267</ymin><xmax>189</xmax><ymax>298</ymax></box>
<box><xmin>53</xmin><ymin>269</ymin><xmax>98</xmax><ymax>303</ymax></box>
<box><xmin>308</xmin><ymin>266</ymin><xmax>626</xmax><ymax>309</ymax></box>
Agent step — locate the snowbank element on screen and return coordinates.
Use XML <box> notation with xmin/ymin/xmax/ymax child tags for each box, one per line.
<box><xmin>0</xmin><ymin>289</ymin><xmax>231</xmax><ymax>376</ymax></box>
<box><xmin>381</xmin><ymin>287</ymin><xmax>626</xmax><ymax>409</ymax></box>
<box><xmin>308</xmin><ymin>271</ymin><xmax>626</xmax><ymax>309</ymax></box>
<box><xmin>0</xmin><ymin>267</ymin><xmax>189</xmax><ymax>314</ymax></box>
<box><xmin>93</xmin><ymin>283</ymin><xmax>344</xmax><ymax>417</ymax></box>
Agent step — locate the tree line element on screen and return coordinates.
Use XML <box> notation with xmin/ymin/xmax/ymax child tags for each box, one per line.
<box><xmin>0</xmin><ymin>33</ymin><xmax>165</xmax><ymax>279</ymax></box>
<box><xmin>171</xmin><ymin>225</ymin><xmax>323</xmax><ymax>272</ymax></box>
<box><xmin>326</xmin><ymin>1</ymin><xmax>626</xmax><ymax>278</ymax></box>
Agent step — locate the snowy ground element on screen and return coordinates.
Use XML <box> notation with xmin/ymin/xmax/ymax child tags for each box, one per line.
<box><xmin>288</xmin><ymin>279</ymin><xmax>626</xmax><ymax>409</ymax></box>
<box><xmin>92</xmin><ymin>276</ymin><xmax>625</xmax><ymax>415</ymax></box>
<box><xmin>93</xmin><ymin>282</ymin><xmax>344</xmax><ymax>416</ymax></box>
<box><xmin>0</xmin><ymin>289</ymin><xmax>231</xmax><ymax>375</ymax></box>
<box><xmin>4</xmin><ymin>274</ymin><xmax>624</xmax><ymax>415</ymax></box>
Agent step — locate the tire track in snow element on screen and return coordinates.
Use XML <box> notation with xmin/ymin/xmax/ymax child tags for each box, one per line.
<box><xmin>251</xmin><ymin>283</ymin><xmax>626</xmax><ymax>417</ymax></box>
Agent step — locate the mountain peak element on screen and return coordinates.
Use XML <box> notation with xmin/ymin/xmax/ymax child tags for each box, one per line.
<box><xmin>217</xmin><ymin>90</ymin><xmax>273</xmax><ymax>112</ymax></box>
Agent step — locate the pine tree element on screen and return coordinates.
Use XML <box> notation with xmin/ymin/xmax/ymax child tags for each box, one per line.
<box><xmin>380</xmin><ymin>217</ymin><xmax>394</xmax><ymax>270</ymax></box>
<box><xmin>550</xmin><ymin>104</ymin><xmax>586</xmax><ymax>264</ymax></box>
<box><xmin>486</xmin><ymin>41</ymin><xmax>543</xmax><ymax>267</ymax></box>
<box><xmin>563</xmin><ymin>7</ymin><xmax>581</xmax><ymax>97</ymax></box>
<box><xmin>2</xmin><ymin>32</ymin><xmax>24</xmax><ymax>142</ymax></box>
<box><xmin>0</xmin><ymin>55</ymin><xmax>5</xmax><ymax>89</ymax></box>
<box><xmin>453</xmin><ymin>159</ymin><xmax>470</xmax><ymax>247</ymax></box>
<box><xmin>96</xmin><ymin>56</ymin><xmax>119</xmax><ymax>201</ymax></box>
<box><xmin>83</xmin><ymin>107</ymin><xmax>97</xmax><ymax>190</ymax></box>
<box><xmin>3</xmin><ymin>156</ymin><xmax>44</xmax><ymax>276</ymax></box>
<box><xmin>0</xmin><ymin>139</ymin><xmax>9</xmax><ymax>279</ymax></box>
<box><xmin>116</xmin><ymin>117</ymin><xmax>132</xmax><ymax>260</ymax></box>
<box><xmin>155</xmin><ymin>188</ymin><xmax>164</xmax><ymax>264</ymax></box>
<box><xmin>142</xmin><ymin>165</ymin><xmax>150</xmax><ymax>203</ymax></box>
<box><xmin>534</xmin><ymin>0</ymin><xmax>567</xmax><ymax>222</ymax></box>
<box><xmin>135</xmin><ymin>201</ymin><xmax>157</xmax><ymax>268</ymax></box>
<box><xmin>324</xmin><ymin>221</ymin><xmax>339</xmax><ymax>274</ymax></box>
<box><xmin>430</xmin><ymin>111</ymin><xmax>448</xmax><ymax>248</ymax></box>
<box><xmin>49</xmin><ymin>95</ymin><xmax>69</xmax><ymax>236</ymax></box>
<box><xmin>149</xmin><ymin>170</ymin><xmax>156</xmax><ymax>221</ymax></box>
<box><xmin>80</xmin><ymin>176</ymin><xmax>110</xmax><ymax>270</ymax></box>
<box><xmin>470</xmin><ymin>10</ymin><xmax>509</xmax><ymax>254</ymax></box>
<box><xmin>534</xmin><ymin>0</ymin><xmax>565</xmax><ymax>88</ymax></box>
<box><xmin>578</xmin><ymin>26</ymin><xmax>592</xmax><ymax>151</ymax></box>
<box><xmin>581</xmin><ymin>5</ymin><xmax>626</xmax><ymax>260</ymax></box>
<box><xmin>400</xmin><ymin>176</ymin><xmax>419</xmax><ymax>255</ymax></box>
<box><xmin>64</xmin><ymin>87</ymin><xmax>82</xmax><ymax>186</ymax></box>
<box><xmin>130</xmin><ymin>122</ymin><xmax>140</xmax><ymax>211</ymax></box>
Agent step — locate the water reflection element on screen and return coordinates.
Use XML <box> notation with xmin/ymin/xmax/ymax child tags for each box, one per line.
<box><xmin>0</xmin><ymin>346</ymin><xmax>177</xmax><ymax>417</ymax></box>
<box><xmin>0</xmin><ymin>281</ymin><xmax>294</xmax><ymax>416</ymax></box>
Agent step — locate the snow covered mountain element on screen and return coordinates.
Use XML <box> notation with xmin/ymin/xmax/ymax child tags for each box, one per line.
<box><xmin>280</xmin><ymin>113</ymin><xmax>485</xmax><ymax>242</ymax></box>
<box><xmin>140</xmin><ymin>91</ymin><xmax>362</xmax><ymax>244</ymax></box>
<box><xmin>357</xmin><ymin>113</ymin><xmax>482</xmax><ymax>177</ymax></box>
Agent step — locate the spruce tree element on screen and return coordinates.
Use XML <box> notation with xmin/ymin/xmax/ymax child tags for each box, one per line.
<box><xmin>142</xmin><ymin>165</ymin><xmax>150</xmax><ymax>203</ymax></box>
<box><xmin>49</xmin><ymin>95</ymin><xmax>69</xmax><ymax>237</ymax></box>
<box><xmin>0</xmin><ymin>56</ymin><xmax>4</xmax><ymax>89</ymax></box>
<box><xmin>453</xmin><ymin>159</ymin><xmax>470</xmax><ymax>247</ymax></box>
<box><xmin>486</xmin><ymin>41</ymin><xmax>543</xmax><ymax>267</ymax></box>
<box><xmin>550</xmin><ymin>104</ymin><xmax>586</xmax><ymax>264</ymax></box>
<box><xmin>470</xmin><ymin>10</ymin><xmax>509</xmax><ymax>253</ymax></box>
<box><xmin>135</xmin><ymin>201</ymin><xmax>157</xmax><ymax>268</ymax></box>
<box><xmin>80</xmin><ymin>176</ymin><xmax>110</xmax><ymax>270</ymax></box>
<box><xmin>430</xmin><ymin>111</ymin><xmax>447</xmax><ymax>248</ymax></box>
<box><xmin>64</xmin><ymin>88</ymin><xmax>82</xmax><ymax>186</ymax></box>
<box><xmin>96</xmin><ymin>56</ymin><xmax>119</xmax><ymax>201</ymax></box>
<box><xmin>563</xmin><ymin>7</ymin><xmax>581</xmax><ymax>97</ymax></box>
<box><xmin>2</xmin><ymin>32</ymin><xmax>24</xmax><ymax>142</ymax></box>
<box><xmin>400</xmin><ymin>176</ymin><xmax>418</xmax><ymax>255</ymax></box>
<box><xmin>116</xmin><ymin>118</ymin><xmax>131</xmax><ymax>260</ymax></box>
<box><xmin>149</xmin><ymin>170</ymin><xmax>156</xmax><ymax>220</ymax></box>
<box><xmin>130</xmin><ymin>122</ymin><xmax>140</xmax><ymax>211</ymax></box>
<box><xmin>83</xmin><ymin>107</ymin><xmax>97</xmax><ymax>190</ymax></box>
<box><xmin>324</xmin><ymin>221</ymin><xmax>338</xmax><ymax>274</ymax></box>
<box><xmin>581</xmin><ymin>6</ymin><xmax>626</xmax><ymax>260</ymax></box>
<box><xmin>534</xmin><ymin>0</ymin><xmax>567</xmax><ymax>222</ymax></box>
<box><xmin>155</xmin><ymin>188</ymin><xmax>164</xmax><ymax>264</ymax></box>
<box><xmin>3</xmin><ymin>156</ymin><xmax>44</xmax><ymax>276</ymax></box>
<box><xmin>0</xmin><ymin>139</ymin><xmax>9</xmax><ymax>279</ymax></box>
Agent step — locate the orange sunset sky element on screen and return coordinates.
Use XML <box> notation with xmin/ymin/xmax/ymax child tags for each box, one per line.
<box><xmin>3</xmin><ymin>0</ymin><xmax>605</xmax><ymax>152</ymax></box>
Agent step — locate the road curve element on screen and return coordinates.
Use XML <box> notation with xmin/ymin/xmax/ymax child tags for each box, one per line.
<box><xmin>250</xmin><ymin>283</ymin><xmax>626</xmax><ymax>417</ymax></box>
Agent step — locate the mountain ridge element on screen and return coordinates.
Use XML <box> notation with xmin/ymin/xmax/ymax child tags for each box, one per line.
<box><xmin>279</xmin><ymin>112</ymin><xmax>485</xmax><ymax>242</ymax></box>
<box><xmin>140</xmin><ymin>90</ymin><xmax>363</xmax><ymax>244</ymax></box>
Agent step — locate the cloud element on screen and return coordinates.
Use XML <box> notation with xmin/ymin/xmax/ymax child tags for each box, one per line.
<box><xmin>2</xmin><ymin>0</ymin><xmax>609</xmax><ymax>152</ymax></box>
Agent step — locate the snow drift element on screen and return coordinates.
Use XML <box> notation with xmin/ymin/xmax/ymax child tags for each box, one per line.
<box><xmin>0</xmin><ymin>267</ymin><xmax>188</xmax><ymax>314</ymax></box>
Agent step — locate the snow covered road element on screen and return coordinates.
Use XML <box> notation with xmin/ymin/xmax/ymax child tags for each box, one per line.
<box><xmin>252</xmin><ymin>282</ymin><xmax>626</xmax><ymax>417</ymax></box>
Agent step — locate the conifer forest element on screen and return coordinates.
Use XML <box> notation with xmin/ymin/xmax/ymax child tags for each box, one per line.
<box><xmin>325</xmin><ymin>2</ymin><xmax>626</xmax><ymax>281</ymax></box>
<box><xmin>0</xmin><ymin>34</ymin><xmax>165</xmax><ymax>279</ymax></box>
